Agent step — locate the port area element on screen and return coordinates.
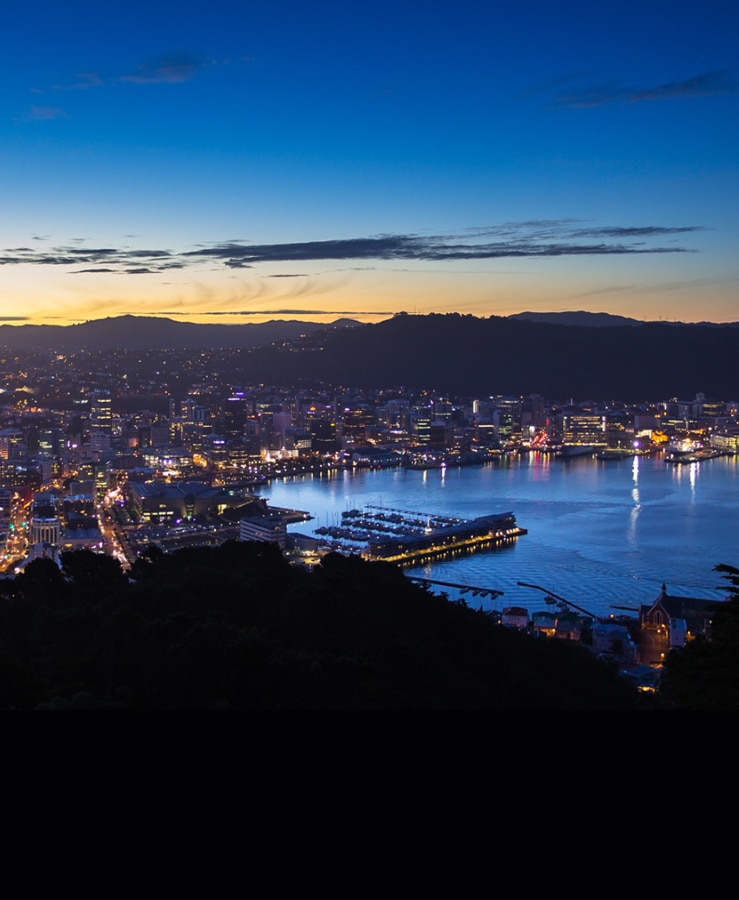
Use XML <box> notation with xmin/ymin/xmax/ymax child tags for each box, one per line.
<box><xmin>313</xmin><ymin>505</ymin><xmax>526</xmax><ymax>565</ymax></box>
<box><xmin>665</xmin><ymin>447</ymin><xmax>725</xmax><ymax>464</ymax></box>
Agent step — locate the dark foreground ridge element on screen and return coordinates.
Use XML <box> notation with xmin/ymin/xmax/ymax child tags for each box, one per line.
<box><xmin>0</xmin><ymin>542</ymin><xmax>651</xmax><ymax>710</ymax></box>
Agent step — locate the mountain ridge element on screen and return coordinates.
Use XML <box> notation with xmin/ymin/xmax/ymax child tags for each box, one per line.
<box><xmin>1</xmin><ymin>312</ymin><xmax>737</xmax><ymax>401</ymax></box>
<box><xmin>508</xmin><ymin>310</ymin><xmax>739</xmax><ymax>328</ymax></box>
<box><xmin>0</xmin><ymin>315</ymin><xmax>361</xmax><ymax>351</ymax></box>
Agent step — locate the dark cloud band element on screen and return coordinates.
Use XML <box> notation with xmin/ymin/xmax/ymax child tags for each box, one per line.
<box><xmin>1</xmin><ymin>220</ymin><xmax>702</xmax><ymax>275</ymax></box>
<box><xmin>554</xmin><ymin>69</ymin><xmax>735</xmax><ymax>109</ymax></box>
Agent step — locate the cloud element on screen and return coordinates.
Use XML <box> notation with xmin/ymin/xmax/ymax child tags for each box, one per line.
<box><xmin>631</xmin><ymin>70</ymin><xmax>735</xmax><ymax>103</ymax></box>
<box><xmin>53</xmin><ymin>71</ymin><xmax>104</xmax><ymax>91</ymax></box>
<box><xmin>41</xmin><ymin>53</ymin><xmax>212</xmax><ymax>96</ymax></box>
<box><xmin>185</xmin><ymin>226</ymin><xmax>699</xmax><ymax>264</ymax></box>
<box><xmin>567</xmin><ymin>275</ymin><xmax>739</xmax><ymax>301</ymax></box>
<box><xmin>118</xmin><ymin>54</ymin><xmax>207</xmax><ymax>84</ymax></box>
<box><xmin>0</xmin><ymin>221</ymin><xmax>702</xmax><ymax>276</ymax></box>
<box><xmin>554</xmin><ymin>69</ymin><xmax>735</xmax><ymax>109</ymax></box>
<box><xmin>196</xmin><ymin>309</ymin><xmax>390</xmax><ymax>317</ymax></box>
<box><xmin>25</xmin><ymin>106</ymin><xmax>68</xmax><ymax>121</ymax></box>
<box><xmin>571</xmin><ymin>226</ymin><xmax>705</xmax><ymax>238</ymax></box>
<box><xmin>0</xmin><ymin>245</ymin><xmax>178</xmax><ymax>270</ymax></box>
<box><xmin>0</xmin><ymin>316</ymin><xmax>29</xmax><ymax>321</ymax></box>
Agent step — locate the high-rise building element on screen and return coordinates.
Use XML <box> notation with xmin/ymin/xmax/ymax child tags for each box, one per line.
<box><xmin>89</xmin><ymin>389</ymin><xmax>112</xmax><ymax>437</ymax></box>
<box><xmin>0</xmin><ymin>429</ymin><xmax>24</xmax><ymax>460</ymax></box>
<box><xmin>411</xmin><ymin>405</ymin><xmax>432</xmax><ymax>445</ymax></box>
<box><xmin>223</xmin><ymin>393</ymin><xmax>249</xmax><ymax>439</ymax></box>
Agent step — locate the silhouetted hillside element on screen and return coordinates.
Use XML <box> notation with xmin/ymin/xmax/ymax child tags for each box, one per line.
<box><xmin>0</xmin><ymin>315</ymin><xmax>359</xmax><ymax>351</ymax></box>
<box><xmin>239</xmin><ymin>313</ymin><xmax>739</xmax><ymax>401</ymax></box>
<box><xmin>3</xmin><ymin>312</ymin><xmax>737</xmax><ymax>400</ymax></box>
<box><xmin>508</xmin><ymin>310</ymin><xmax>647</xmax><ymax>327</ymax></box>
<box><xmin>508</xmin><ymin>310</ymin><xmax>739</xmax><ymax>328</ymax></box>
<box><xmin>0</xmin><ymin>543</ymin><xmax>646</xmax><ymax>709</ymax></box>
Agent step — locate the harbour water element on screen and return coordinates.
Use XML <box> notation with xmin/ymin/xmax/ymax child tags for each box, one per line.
<box><xmin>253</xmin><ymin>452</ymin><xmax>739</xmax><ymax>620</ymax></box>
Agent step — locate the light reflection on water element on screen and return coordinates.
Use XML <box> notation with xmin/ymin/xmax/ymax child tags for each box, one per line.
<box><xmin>254</xmin><ymin>453</ymin><xmax>739</xmax><ymax>619</ymax></box>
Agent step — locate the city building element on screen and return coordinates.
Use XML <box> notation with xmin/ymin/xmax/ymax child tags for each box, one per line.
<box><xmin>239</xmin><ymin>514</ymin><xmax>288</xmax><ymax>550</ymax></box>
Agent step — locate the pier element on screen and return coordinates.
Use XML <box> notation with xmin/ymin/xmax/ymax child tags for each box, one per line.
<box><xmin>406</xmin><ymin>576</ymin><xmax>504</xmax><ymax>599</ymax></box>
<box><xmin>314</xmin><ymin>505</ymin><xmax>526</xmax><ymax>565</ymax></box>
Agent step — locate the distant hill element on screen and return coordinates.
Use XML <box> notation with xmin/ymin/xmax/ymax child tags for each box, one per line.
<box><xmin>2</xmin><ymin>311</ymin><xmax>737</xmax><ymax>401</ymax></box>
<box><xmin>509</xmin><ymin>310</ymin><xmax>739</xmax><ymax>328</ymax></box>
<box><xmin>508</xmin><ymin>310</ymin><xmax>646</xmax><ymax>327</ymax></box>
<box><xmin>234</xmin><ymin>312</ymin><xmax>739</xmax><ymax>401</ymax></box>
<box><xmin>0</xmin><ymin>315</ymin><xmax>360</xmax><ymax>351</ymax></box>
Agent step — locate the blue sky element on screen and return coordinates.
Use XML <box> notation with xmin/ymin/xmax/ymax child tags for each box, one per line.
<box><xmin>1</xmin><ymin>0</ymin><xmax>737</xmax><ymax>325</ymax></box>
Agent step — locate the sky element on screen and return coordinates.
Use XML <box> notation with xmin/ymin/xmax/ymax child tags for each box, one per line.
<box><xmin>1</xmin><ymin>0</ymin><xmax>738</xmax><ymax>327</ymax></box>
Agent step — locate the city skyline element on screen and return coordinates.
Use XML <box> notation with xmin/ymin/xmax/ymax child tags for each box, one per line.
<box><xmin>2</xmin><ymin>0</ymin><xmax>737</xmax><ymax>327</ymax></box>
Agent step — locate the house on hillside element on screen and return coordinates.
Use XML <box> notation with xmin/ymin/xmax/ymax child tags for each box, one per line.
<box><xmin>501</xmin><ymin>606</ymin><xmax>529</xmax><ymax>629</ymax></box>
<box><xmin>531</xmin><ymin>611</ymin><xmax>556</xmax><ymax>637</ymax></box>
<box><xmin>554</xmin><ymin>611</ymin><xmax>584</xmax><ymax>642</ymax></box>
<box><xmin>639</xmin><ymin>583</ymin><xmax>721</xmax><ymax>646</ymax></box>
<box><xmin>530</xmin><ymin>610</ymin><xmax>584</xmax><ymax>641</ymax></box>
<box><xmin>592</xmin><ymin>621</ymin><xmax>638</xmax><ymax>661</ymax></box>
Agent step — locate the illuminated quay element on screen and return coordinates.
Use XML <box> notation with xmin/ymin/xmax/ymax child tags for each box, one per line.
<box><xmin>314</xmin><ymin>506</ymin><xmax>526</xmax><ymax>565</ymax></box>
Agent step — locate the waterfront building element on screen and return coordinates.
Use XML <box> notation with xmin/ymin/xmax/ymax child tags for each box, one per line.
<box><xmin>604</xmin><ymin>410</ymin><xmax>635</xmax><ymax>448</ymax></box>
<box><xmin>550</xmin><ymin>406</ymin><xmax>607</xmax><ymax>448</ymax></box>
<box><xmin>365</xmin><ymin>511</ymin><xmax>525</xmax><ymax>563</ymax></box>
<box><xmin>239</xmin><ymin>514</ymin><xmax>288</xmax><ymax>550</ymax></box>
<box><xmin>711</xmin><ymin>429</ymin><xmax>739</xmax><ymax>453</ymax></box>
<box><xmin>125</xmin><ymin>479</ymin><xmax>252</xmax><ymax>523</ymax></box>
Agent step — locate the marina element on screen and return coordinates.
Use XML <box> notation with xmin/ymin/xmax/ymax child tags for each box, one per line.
<box><xmin>312</xmin><ymin>504</ymin><xmax>526</xmax><ymax>564</ymax></box>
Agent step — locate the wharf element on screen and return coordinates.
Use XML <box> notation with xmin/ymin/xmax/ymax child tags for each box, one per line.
<box><xmin>315</xmin><ymin>505</ymin><xmax>526</xmax><ymax>565</ymax></box>
<box><xmin>665</xmin><ymin>449</ymin><xmax>723</xmax><ymax>464</ymax></box>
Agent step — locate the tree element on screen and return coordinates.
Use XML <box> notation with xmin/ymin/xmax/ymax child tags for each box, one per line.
<box><xmin>60</xmin><ymin>548</ymin><xmax>128</xmax><ymax>593</ymax></box>
<box><xmin>17</xmin><ymin>557</ymin><xmax>65</xmax><ymax>601</ymax></box>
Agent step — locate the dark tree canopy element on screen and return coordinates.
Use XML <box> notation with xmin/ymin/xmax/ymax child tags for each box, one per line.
<box><xmin>0</xmin><ymin>541</ymin><xmax>651</xmax><ymax>710</ymax></box>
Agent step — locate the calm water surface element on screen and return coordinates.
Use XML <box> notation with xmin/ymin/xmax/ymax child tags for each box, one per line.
<box><xmin>253</xmin><ymin>453</ymin><xmax>739</xmax><ymax>619</ymax></box>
